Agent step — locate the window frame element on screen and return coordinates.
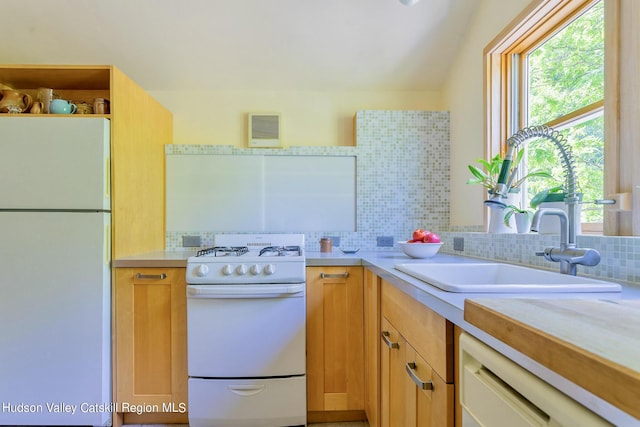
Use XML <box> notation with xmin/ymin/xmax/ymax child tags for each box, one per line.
<box><xmin>483</xmin><ymin>0</ymin><xmax>637</xmax><ymax>236</ymax></box>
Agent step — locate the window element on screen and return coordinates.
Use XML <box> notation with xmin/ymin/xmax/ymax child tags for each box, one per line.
<box><xmin>525</xmin><ymin>1</ymin><xmax>604</xmax><ymax>232</ymax></box>
<box><xmin>485</xmin><ymin>0</ymin><xmax>638</xmax><ymax>236</ymax></box>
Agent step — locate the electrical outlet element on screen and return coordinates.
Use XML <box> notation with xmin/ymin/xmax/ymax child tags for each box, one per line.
<box><xmin>377</xmin><ymin>236</ymin><xmax>394</xmax><ymax>247</ymax></box>
<box><xmin>327</xmin><ymin>236</ymin><xmax>341</xmax><ymax>247</ymax></box>
<box><xmin>182</xmin><ymin>235</ymin><xmax>202</xmax><ymax>247</ymax></box>
<box><xmin>453</xmin><ymin>237</ymin><xmax>464</xmax><ymax>251</ymax></box>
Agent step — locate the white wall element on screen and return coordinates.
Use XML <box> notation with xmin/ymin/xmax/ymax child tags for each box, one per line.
<box><xmin>442</xmin><ymin>0</ymin><xmax>532</xmax><ymax>227</ymax></box>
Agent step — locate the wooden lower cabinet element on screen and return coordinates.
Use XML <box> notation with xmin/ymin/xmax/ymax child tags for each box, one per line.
<box><xmin>114</xmin><ymin>267</ymin><xmax>188</xmax><ymax>425</ymax></box>
<box><xmin>364</xmin><ymin>269</ymin><xmax>381</xmax><ymax>427</ymax></box>
<box><xmin>380</xmin><ymin>317</ymin><xmax>454</xmax><ymax>427</ymax></box>
<box><xmin>306</xmin><ymin>266</ymin><xmax>365</xmax><ymax>422</ymax></box>
<box><xmin>407</xmin><ymin>337</ymin><xmax>454</xmax><ymax>426</ymax></box>
<box><xmin>378</xmin><ymin>278</ymin><xmax>454</xmax><ymax>427</ymax></box>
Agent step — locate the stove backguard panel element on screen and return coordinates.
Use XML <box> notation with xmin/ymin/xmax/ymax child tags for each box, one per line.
<box><xmin>166</xmin><ymin>154</ymin><xmax>356</xmax><ymax>232</ymax></box>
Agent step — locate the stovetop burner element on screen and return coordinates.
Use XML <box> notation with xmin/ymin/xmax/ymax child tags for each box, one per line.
<box><xmin>195</xmin><ymin>245</ymin><xmax>302</xmax><ymax>257</ymax></box>
<box><xmin>259</xmin><ymin>246</ymin><xmax>302</xmax><ymax>257</ymax></box>
<box><xmin>196</xmin><ymin>246</ymin><xmax>249</xmax><ymax>257</ymax></box>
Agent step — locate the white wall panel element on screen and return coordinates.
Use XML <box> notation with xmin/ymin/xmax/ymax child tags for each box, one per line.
<box><xmin>166</xmin><ymin>154</ymin><xmax>356</xmax><ymax>232</ymax></box>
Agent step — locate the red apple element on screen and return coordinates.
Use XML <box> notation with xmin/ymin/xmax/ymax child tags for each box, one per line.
<box><xmin>412</xmin><ymin>228</ymin><xmax>429</xmax><ymax>241</ymax></box>
<box><xmin>423</xmin><ymin>232</ymin><xmax>441</xmax><ymax>243</ymax></box>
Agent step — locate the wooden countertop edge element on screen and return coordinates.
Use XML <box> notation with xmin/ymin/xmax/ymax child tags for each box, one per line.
<box><xmin>464</xmin><ymin>299</ymin><xmax>640</xmax><ymax>420</ymax></box>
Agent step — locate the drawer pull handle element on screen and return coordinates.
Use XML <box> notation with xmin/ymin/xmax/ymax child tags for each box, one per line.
<box><xmin>381</xmin><ymin>331</ymin><xmax>399</xmax><ymax>349</ymax></box>
<box><xmin>320</xmin><ymin>272</ymin><xmax>349</xmax><ymax>279</ymax></box>
<box><xmin>136</xmin><ymin>273</ymin><xmax>167</xmax><ymax>280</ymax></box>
<box><xmin>406</xmin><ymin>362</ymin><xmax>434</xmax><ymax>391</ymax></box>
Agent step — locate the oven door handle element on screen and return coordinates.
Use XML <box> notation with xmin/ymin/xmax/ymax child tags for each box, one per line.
<box><xmin>186</xmin><ymin>283</ymin><xmax>305</xmax><ymax>299</ymax></box>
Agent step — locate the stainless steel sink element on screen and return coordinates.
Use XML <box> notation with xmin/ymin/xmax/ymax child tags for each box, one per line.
<box><xmin>394</xmin><ymin>263</ymin><xmax>621</xmax><ymax>293</ymax></box>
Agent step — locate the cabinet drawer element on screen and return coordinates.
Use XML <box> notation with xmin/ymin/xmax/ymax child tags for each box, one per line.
<box><xmin>381</xmin><ymin>280</ymin><xmax>453</xmax><ymax>382</ymax></box>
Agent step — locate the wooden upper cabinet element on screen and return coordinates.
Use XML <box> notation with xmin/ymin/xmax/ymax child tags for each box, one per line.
<box><xmin>306</xmin><ymin>266</ymin><xmax>365</xmax><ymax>416</ymax></box>
<box><xmin>0</xmin><ymin>65</ymin><xmax>172</xmax><ymax>258</ymax></box>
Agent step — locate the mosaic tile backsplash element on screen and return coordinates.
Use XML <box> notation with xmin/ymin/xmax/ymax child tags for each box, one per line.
<box><xmin>166</xmin><ymin>110</ymin><xmax>450</xmax><ymax>251</ymax></box>
<box><xmin>166</xmin><ymin>110</ymin><xmax>639</xmax><ymax>287</ymax></box>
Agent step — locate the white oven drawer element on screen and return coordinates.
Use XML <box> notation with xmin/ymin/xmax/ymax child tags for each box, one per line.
<box><xmin>187</xmin><ymin>285</ymin><xmax>306</xmax><ymax>378</ymax></box>
<box><xmin>188</xmin><ymin>376</ymin><xmax>306</xmax><ymax>427</ymax></box>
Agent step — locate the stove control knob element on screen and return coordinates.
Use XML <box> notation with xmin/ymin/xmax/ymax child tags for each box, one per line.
<box><xmin>195</xmin><ymin>264</ymin><xmax>209</xmax><ymax>277</ymax></box>
<box><xmin>264</xmin><ymin>264</ymin><xmax>276</xmax><ymax>275</ymax></box>
<box><xmin>236</xmin><ymin>264</ymin><xmax>247</xmax><ymax>275</ymax></box>
<box><xmin>222</xmin><ymin>264</ymin><xmax>233</xmax><ymax>276</ymax></box>
<box><xmin>250</xmin><ymin>264</ymin><xmax>262</xmax><ymax>275</ymax></box>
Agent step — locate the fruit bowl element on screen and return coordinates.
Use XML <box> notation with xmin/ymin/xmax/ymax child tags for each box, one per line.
<box><xmin>398</xmin><ymin>241</ymin><xmax>443</xmax><ymax>259</ymax></box>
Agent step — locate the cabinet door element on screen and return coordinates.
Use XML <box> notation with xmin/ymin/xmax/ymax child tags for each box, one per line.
<box><xmin>406</xmin><ymin>342</ymin><xmax>454</xmax><ymax>427</ymax></box>
<box><xmin>114</xmin><ymin>267</ymin><xmax>188</xmax><ymax>419</ymax></box>
<box><xmin>381</xmin><ymin>317</ymin><xmax>454</xmax><ymax>427</ymax></box>
<box><xmin>364</xmin><ymin>269</ymin><xmax>381</xmax><ymax>427</ymax></box>
<box><xmin>307</xmin><ymin>266</ymin><xmax>364</xmax><ymax>412</ymax></box>
<box><xmin>380</xmin><ymin>318</ymin><xmax>408</xmax><ymax>427</ymax></box>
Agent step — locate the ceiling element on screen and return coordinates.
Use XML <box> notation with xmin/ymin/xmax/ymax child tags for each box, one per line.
<box><xmin>3</xmin><ymin>0</ymin><xmax>479</xmax><ymax>92</ymax></box>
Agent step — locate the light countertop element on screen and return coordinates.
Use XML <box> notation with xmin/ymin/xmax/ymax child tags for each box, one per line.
<box><xmin>113</xmin><ymin>250</ymin><xmax>195</xmax><ymax>268</ymax></box>
<box><xmin>113</xmin><ymin>249</ymin><xmax>640</xmax><ymax>425</ymax></box>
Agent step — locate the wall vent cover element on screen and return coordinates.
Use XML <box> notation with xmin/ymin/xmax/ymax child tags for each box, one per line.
<box><xmin>248</xmin><ymin>113</ymin><xmax>281</xmax><ymax>148</ymax></box>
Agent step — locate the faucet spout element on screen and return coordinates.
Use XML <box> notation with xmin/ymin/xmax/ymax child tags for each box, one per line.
<box><xmin>531</xmin><ymin>208</ymin><xmax>569</xmax><ymax>248</ymax></box>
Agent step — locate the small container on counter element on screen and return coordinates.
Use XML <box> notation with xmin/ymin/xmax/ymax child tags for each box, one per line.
<box><xmin>320</xmin><ymin>237</ymin><xmax>333</xmax><ymax>253</ymax></box>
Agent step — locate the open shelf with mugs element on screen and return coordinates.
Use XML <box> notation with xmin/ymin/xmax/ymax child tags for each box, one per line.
<box><xmin>0</xmin><ymin>65</ymin><xmax>111</xmax><ymax>116</ymax></box>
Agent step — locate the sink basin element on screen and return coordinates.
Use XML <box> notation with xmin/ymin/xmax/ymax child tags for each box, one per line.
<box><xmin>394</xmin><ymin>263</ymin><xmax>621</xmax><ymax>293</ymax></box>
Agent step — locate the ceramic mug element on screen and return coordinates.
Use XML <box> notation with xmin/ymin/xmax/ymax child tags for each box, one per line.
<box><xmin>49</xmin><ymin>99</ymin><xmax>77</xmax><ymax>114</ymax></box>
<box><xmin>29</xmin><ymin>101</ymin><xmax>44</xmax><ymax>114</ymax></box>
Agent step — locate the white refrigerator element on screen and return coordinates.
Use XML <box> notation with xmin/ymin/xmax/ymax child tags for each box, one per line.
<box><xmin>0</xmin><ymin>117</ymin><xmax>112</xmax><ymax>426</ymax></box>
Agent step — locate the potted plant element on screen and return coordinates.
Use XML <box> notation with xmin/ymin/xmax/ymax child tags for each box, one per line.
<box><xmin>467</xmin><ymin>148</ymin><xmax>553</xmax><ymax>192</ymax></box>
<box><xmin>467</xmin><ymin>149</ymin><xmax>553</xmax><ymax>233</ymax></box>
<box><xmin>503</xmin><ymin>204</ymin><xmax>533</xmax><ymax>233</ymax></box>
<box><xmin>530</xmin><ymin>185</ymin><xmax>565</xmax><ymax>209</ymax></box>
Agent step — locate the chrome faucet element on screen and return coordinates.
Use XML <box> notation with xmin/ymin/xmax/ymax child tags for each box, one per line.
<box><xmin>486</xmin><ymin>125</ymin><xmax>601</xmax><ymax>275</ymax></box>
<box><xmin>530</xmin><ymin>208</ymin><xmax>600</xmax><ymax>275</ymax></box>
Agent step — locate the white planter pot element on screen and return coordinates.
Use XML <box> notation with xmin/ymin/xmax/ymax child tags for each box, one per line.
<box><xmin>487</xmin><ymin>193</ymin><xmax>519</xmax><ymax>234</ymax></box>
<box><xmin>514</xmin><ymin>212</ymin><xmax>531</xmax><ymax>234</ymax></box>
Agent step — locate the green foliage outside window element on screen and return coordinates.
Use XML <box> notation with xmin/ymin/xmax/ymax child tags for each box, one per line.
<box><xmin>525</xmin><ymin>1</ymin><xmax>604</xmax><ymax>223</ymax></box>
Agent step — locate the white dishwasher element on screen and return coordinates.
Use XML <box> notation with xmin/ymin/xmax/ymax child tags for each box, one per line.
<box><xmin>459</xmin><ymin>332</ymin><xmax>613</xmax><ymax>427</ymax></box>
